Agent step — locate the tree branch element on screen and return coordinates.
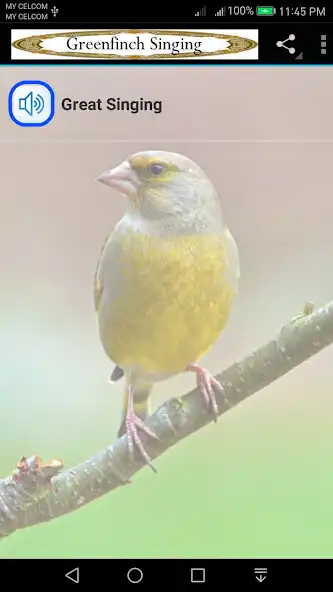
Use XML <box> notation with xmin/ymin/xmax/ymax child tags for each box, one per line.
<box><xmin>1</xmin><ymin>300</ymin><xmax>333</xmax><ymax>539</ymax></box>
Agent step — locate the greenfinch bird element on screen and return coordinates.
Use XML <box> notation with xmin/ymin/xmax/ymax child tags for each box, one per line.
<box><xmin>95</xmin><ymin>151</ymin><xmax>240</xmax><ymax>470</ymax></box>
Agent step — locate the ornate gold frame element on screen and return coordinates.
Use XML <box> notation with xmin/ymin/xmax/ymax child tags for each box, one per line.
<box><xmin>12</xmin><ymin>29</ymin><xmax>258</xmax><ymax>59</ymax></box>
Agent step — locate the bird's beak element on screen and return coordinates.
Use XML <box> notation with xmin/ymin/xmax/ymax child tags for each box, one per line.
<box><xmin>96</xmin><ymin>161</ymin><xmax>139</xmax><ymax>198</ymax></box>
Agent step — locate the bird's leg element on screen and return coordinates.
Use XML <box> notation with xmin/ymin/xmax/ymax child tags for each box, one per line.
<box><xmin>125</xmin><ymin>385</ymin><xmax>158</xmax><ymax>472</ymax></box>
<box><xmin>186</xmin><ymin>364</ymin><xmax>230</xmax><ymax>421</ymax></box>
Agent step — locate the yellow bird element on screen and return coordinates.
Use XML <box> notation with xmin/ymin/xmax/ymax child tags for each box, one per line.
<box><xmin>95</xmin><ymin>151</ymin><xmax>240</xmax><ymax>469</ymax></box>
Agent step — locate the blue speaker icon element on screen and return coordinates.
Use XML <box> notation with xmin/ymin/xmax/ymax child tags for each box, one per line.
<box><xmin>18</xmin><ymin>91</ymin><xmax>45</xmax><ymax>116</ymax></box>
<box><xmin>8</xmin><ymin>80</ymin><xmax>55</xmax><ymax>127</ymax></box>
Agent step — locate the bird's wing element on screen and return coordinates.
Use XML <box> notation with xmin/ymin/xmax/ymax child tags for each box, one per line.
<box><xmin>94</xmin><ymin>230</ymin><xmax>125</xmax><ymax>382</ymax></box>
<box><xmin>93</xmin><ymin>229</ymin><xmax>113</xmax><ymax>313</ymax></box>
<box><xmin>223</xmin><ymin>226</ymin><xmax>240</xmax><ymax>294</ymax></box>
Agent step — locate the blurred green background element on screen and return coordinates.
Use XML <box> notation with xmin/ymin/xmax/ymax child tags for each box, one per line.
<box><xmin>1</xmin><ymin>66</ymin><xmax>333</xmax><ymax>558</ymax></box>
<box><xmin>2</xmin><ymin>380</ymin><xmax>333</xmax><ymax>559</ymax></box>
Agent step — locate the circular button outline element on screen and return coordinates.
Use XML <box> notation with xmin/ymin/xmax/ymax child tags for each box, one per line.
<box><xmin>127</xmin><ymin>567</ymin><xmax>144</xmax><ymax>584</ymax></box>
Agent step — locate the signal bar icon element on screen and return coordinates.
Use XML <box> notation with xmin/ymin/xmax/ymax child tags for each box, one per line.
<box><xmin>215</xmin><ymin>6</ymin><xmax>225</xmax><ymax>16</ymax></box>
<box><xmin>194</xmin><ymin>6</ymin><xmax>206</xmax><ymax>16</ymax></box>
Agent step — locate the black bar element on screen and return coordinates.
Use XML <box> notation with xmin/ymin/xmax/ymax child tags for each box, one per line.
<box><xmin>1</xmin><ymin>558</ymin><xmax>333</xmax><ymax>588</ymax></box>
<box><xmin>0</xmin><ymin>1</ymin><xmax>332</xmax><ymax>24</ymax></box>
<box><xmin>260</xmin><ymin>23</ymin><xmax>332</xmax><ymax>63</ymax></box>
<box><xmin>2</xmin><ymin>23</ymin><xmax>333</xmax><ymax>64</ymax></box>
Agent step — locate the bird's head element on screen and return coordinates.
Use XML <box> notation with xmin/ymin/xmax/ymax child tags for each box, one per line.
<box><xmin>96</xmin><ymin>151</ymin><xmax>223</xmax><ymax>230</ymax></box>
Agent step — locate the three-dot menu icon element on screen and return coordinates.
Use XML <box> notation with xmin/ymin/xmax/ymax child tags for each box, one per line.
<box><xmin>321</xmin><ymin>34</ymin><xmax>327</xmax><ymax>55</ymax></box>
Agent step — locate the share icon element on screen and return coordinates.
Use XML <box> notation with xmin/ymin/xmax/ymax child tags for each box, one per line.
<box><xmin>276</xmin><ymin>34</ymin><xmax>296</xmax><ymax>54</ymax></box>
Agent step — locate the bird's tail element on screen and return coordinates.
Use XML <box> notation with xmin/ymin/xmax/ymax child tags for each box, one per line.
<box><xmin>109</xmin><ymin>365</ymin><xmax>124</xmax><ymax>383</ymax></box>
<box><xmin>117</xmin><ymin>380</ymin><xmax>153</xmax><ymax>438</ymax></box>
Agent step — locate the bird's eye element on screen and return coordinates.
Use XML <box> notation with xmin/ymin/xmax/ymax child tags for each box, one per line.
<box><xmin>150</xmin><ymin>163</ymin><xmax>165</xmax><ymax>176</ymax></box>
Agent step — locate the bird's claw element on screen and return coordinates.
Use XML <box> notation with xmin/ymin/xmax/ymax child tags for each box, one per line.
<box><xmin>125</xmin><ymin>413</ymin><xmax>158</xmax><ymax>473</ymax></box>
<box><xmin>187</xmin><ymin>364</ymin><xmax>230</xmax><ymax>421</ymax></box>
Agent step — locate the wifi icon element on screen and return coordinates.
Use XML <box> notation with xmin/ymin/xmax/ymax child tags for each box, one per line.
<box><xmin>8</xmin><ymin>80</ymin><xmax>55</xmax><ymax>127</ymax></box>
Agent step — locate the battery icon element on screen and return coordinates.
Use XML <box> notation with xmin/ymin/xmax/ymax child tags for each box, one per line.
<box><xmin>256</xmin><ymin>6</ymin><xmax>275</xmax><ymax>15</ymax></box>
